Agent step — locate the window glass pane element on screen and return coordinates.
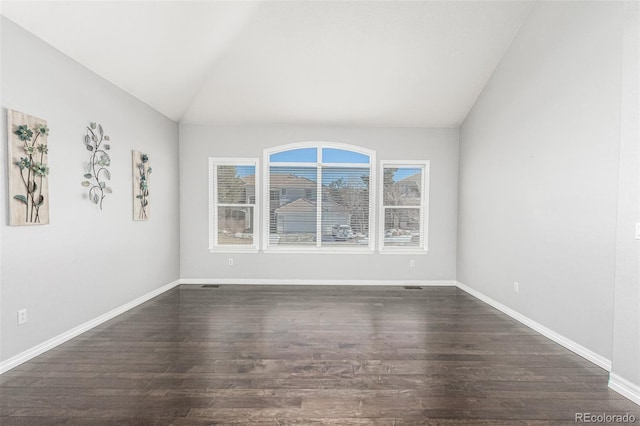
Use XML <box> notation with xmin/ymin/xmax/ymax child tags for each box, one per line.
<box><xmin>269</xmin><ymin>148</ymin><xmax>317</xmax><ymax>163</ymax></box>
<box><xmin>322</xmin><ymin>148</ymin><xmax>369</xmax><ymax>164</ymax></box>
<box><xmin>217</xmin><ymin>165</ymin><xmax>255</xmax><ymax>204</ymax></box>
<box><xmin>269</xmin><ymin>166</ymin><xmax>317</xmax><ymax>246</ymax></box>
<box><xmin>217</xmin><ymin>206</ymin><xmax>254</xmax><ymax>245</ymax></box>
<box><xmin>383</xmin><ymin>208</ymin><xmax>421</xmax><ymax>247</ymax></box>
<box><xmin>321</xmin><ymin>167</ymin><xmax>370</xmax><ymax>246</ymax></box>
<box><xmin>266</xmin><ymin>145</ymin><xmax>374</xmax><ymax>250</ymax></box>
<box><xmin>383</xmin><ymin>167</ymin><xmax>422</xmax><ymax>206</ymax></box>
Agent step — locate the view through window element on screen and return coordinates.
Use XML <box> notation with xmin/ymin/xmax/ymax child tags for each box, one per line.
<box><xmin>210</xmin><ymin>148</ymin><xmax>429</xmax><ymax>253</ymax></box>
<box><xmin>380</xmin><ymin>162</ymin><xmax>429</xmax><ymax>251</ymax></box>
<box><xmin>265</xmin><ymin>144</ymin><xmax>374</xmax><ymax>250</ymax></box>
<box><xmin>210</xmin><ymin>159</ymin><xmax>257</xmax><ymax>250</ymax></box>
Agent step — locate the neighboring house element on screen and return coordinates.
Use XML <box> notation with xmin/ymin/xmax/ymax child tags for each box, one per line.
<box><xmin>243</xmin><ymin>173</ymin><xmax>319</xmax><ymax>232</ymax></box>
<box><xmin>240</xmin><ymin>173</ymin><xmax>358</xmax><ymax>235</ymax></box>
<box><xmin>397</xmin><ymin>173</ymin><xmax>421</xmax><ymax>201</ymax></box>
<box><xmin>241</xmin><ymin>174</ymin><xmax>317</xmax><ymax>206</ymax></box>
<box><xmin>384</xmin><ymin>172</ymin><xmax>422</xmax><ymax>234</ymax></box>
<box><xmin>275</xmin><ymin>198</ymin><xmax>350</xmax><ymax>235</ymax></box>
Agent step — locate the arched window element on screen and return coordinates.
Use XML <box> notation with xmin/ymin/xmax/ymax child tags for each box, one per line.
<box><xmin>263</xmin><ymin>142</ymin><xmax>375</xmax><ymax>251</ymax></box>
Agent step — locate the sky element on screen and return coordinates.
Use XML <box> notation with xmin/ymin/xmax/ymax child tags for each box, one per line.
<box><xmin>235</xmin><ymin>148</ymin><xmax>421</xmax><ymax>182</ymax></box>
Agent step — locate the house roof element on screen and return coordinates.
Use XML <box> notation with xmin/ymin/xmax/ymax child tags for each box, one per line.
<box><xmin>275</xmin><ymin>199</ymin><xmax>348</xmax><ymax>215</ymax></box>
<box><xmin>242</xmin><ymin>174</ymin><xmax>316</xmax><ymax>189</ymax></box>
<box><xmin>398</xmin><ymin>173</ymin><xmax>422</xmax><ymax>190</ymax></box>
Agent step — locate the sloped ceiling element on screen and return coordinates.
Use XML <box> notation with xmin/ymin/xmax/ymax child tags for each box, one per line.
<box><xmin>1</xmin><ymin>1</ymin><xmax>533</xmax><ymax>127</ymax></box>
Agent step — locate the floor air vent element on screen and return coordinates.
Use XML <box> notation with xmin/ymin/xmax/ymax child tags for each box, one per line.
<box><xmin>201</xmin><ymin>284</ymin><xmax>220</xmax><ymax>288</ymax></box>
<box><xmin>404</xmin><ymin>286</ymin><xmax>422</xmax><ymax>290</ymax></box>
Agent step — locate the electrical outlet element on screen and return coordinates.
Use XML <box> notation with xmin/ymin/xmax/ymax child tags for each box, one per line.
<box><xmin>228</xmin><ymin>258</ymin><xmax>234</xmax><ymax>266</ymax></box>
<box><xmin>409</xmin><ymin>259</ymin><xmax>415</xmax><ymax>268</ymax></box>
<box><xmin>635</xmin><ymin>223</ymin><xmax>640</xmax><ymax>240</ymax></box>
<box><xmin>17</xmin><ymin>309</ymin><xmax>28</xmax><ymax>325</ymax></box>
<box><xmin>514</xmin><ymin>282</ymin><xmax>519</xmax><ymax>293</ymax></box>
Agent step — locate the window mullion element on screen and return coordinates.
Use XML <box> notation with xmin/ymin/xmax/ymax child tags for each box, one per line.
<box><xmin>264</xmin><ymin>143</ymin><xmax>373</xmax><ymax>251</ymax></box>
<box><xmin>210</xmin><ymin>159</ymin><xmax>258</xmax><ymax>251</ymax></box>
<box><xmin>380</xmin><ymin>162</ymin><xmax>428</xmax><ymax>251</ymax></box>
<box><xmin>316</xmin><ymin>162</ymin><xmax>322</xmax><ymax>248</ymax></box>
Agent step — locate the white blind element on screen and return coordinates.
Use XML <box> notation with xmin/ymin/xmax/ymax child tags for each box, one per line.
<box><xmin>267</xmin><ymin>146</ymin><xmax>372</xmax><ymax>249</ymax></box>
<box><xmin>382</xmin><ymin>166</ymin><xmax>425</xmax><ymax>249</ymax></box>
<box><xmin>214</xmin><ymin>164</ymin><xmax>256</xmax><ymax>247</ymax></box>
<box><xmin>268</xmin><ymin>166</ymin><xmax>318</xmax><ymax>246</ymax></box>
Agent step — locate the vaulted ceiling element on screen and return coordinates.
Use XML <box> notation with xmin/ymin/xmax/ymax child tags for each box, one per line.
<box><xmin>2</xmin><ymin>1</ymin><xmax>534</xmax><ymax>127</ymax></box>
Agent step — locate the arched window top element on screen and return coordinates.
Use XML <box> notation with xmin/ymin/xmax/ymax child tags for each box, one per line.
<box><xmin>263</xmin><ymin>142</ymin><xmax>375</xmax><ymax>251</ymax></box>
<box><xmin>266</xmin><ymin>142</ymin><xmax>373</xmax><ymax>165</ymax></box>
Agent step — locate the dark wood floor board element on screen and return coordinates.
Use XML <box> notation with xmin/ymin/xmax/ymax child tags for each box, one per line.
<box><xmin>1</xmin><ymin>285</ymin><xmax>638</xmax><ymax>425</ymax></box>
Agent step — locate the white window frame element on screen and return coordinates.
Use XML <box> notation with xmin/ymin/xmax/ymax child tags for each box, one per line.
<box><xmin>378</xmin><ymin>160</ymin><xmax>430</xmax><ymax>254</ymax></box>
<box><xmin>262</xmin><ymin>142</ymin><xmax>376</xmax><ymax>253</ymax></box>
<box><xmin>209</xmin><ymin>157</ymin><xmax>259</xmax><ymax>252</ymax></box>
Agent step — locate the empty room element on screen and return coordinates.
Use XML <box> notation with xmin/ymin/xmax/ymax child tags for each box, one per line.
<box><xmin>1</xmin><ymin>0</ymin><xmax>639</xmax><ymax>424</ymax></box>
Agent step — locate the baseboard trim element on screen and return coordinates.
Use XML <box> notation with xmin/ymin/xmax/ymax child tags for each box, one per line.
<box><xmin>609</xmin><ymin>373</ymin><xmax>640</xmax><ymax>406</ymax></box>
<box><xmin>456</xmin><ymin>281</ymin><xmax>612</xmax><ymax>372</ymax></box>
<box><xmin>179</xmin><ymin>278</ymin><xmax>458</xmax><ymax>287</ymax></box>
<box><xmin>0</xmin><ymin>279</ymin><xmax>181</xmax><ymax>375</ymax></box>
<box><xmin>0</xmin><ymin>278</ymin><xmax>619</xmax><ymax>385</ymax></box>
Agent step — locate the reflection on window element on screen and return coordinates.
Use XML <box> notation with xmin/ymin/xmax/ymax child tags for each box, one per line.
<box><xmin>209</xmin><ymin>160</ymin><xmax>258</xmax><ymax>250</ymax></box>
<box><xmin>380</xmin><ymin>163</ymin><xmax>429</xmax><ymax>251</ymax></box>
<box><xmin>265</xmin><ymin>144</ymin><xmax>374</xmax><ymax>250</ymax></box>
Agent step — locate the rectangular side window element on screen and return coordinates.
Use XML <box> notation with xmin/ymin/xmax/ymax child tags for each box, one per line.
<box><xmin>379</xmin><ymin>161</ymin><xmax>429</xmax><ymax>253</ymax></box>
<box><xmin>209</xmin><ymin>158</ymin><xmax>259</xmax><ymax>251</ymax></box>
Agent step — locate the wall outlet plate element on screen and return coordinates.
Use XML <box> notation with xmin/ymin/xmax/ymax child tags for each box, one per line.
<box><xmin>17</xmin><ymin>309</ymin><xmax>27</xmax><ymax>325</ymax></box>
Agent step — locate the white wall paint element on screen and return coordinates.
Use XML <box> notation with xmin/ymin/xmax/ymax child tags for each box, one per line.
<box><xmin>458</xmin><ymin>2</ymin><xmax>623</xmax><ymax>360</ymax></box>
<box><xmin>0</xmin><ymin>18</ymin><xmax>180</xmax><ymax>362</ymax></box>
<box><xmin>180</xmin><ymin>125</ymin><xmax>458</xmax><ymax>281</ymax></box>
<box><xmin>611</xmin><ymin>1</ymin><xmax>640</xmax><ymax>390</ymax></box>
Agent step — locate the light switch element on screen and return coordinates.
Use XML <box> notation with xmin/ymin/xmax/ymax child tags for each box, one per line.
<box><xmin>636</xmin><ymin>223</ymin><xmax>640</xmax><ymax>240</ymax></box>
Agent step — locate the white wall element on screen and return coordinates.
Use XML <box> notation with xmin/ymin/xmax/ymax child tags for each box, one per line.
<box><xmin>0</xmin><ymin>18</ymin><xmax>180</xmax><ymax>362</ymax></box>
<box><xmin>180</xmin><ymin>125</ymin><xmax>458</xmax><ymax>282</ymax></box>
<box><xmin>611</xmin><ymin>1</ymin><xmax>640</xmax><ymax>393</ymax></box>
<box><xmin>458</xmin><ymin>1</ymin><xmax>623</xmax><ymax>361</ymax></box>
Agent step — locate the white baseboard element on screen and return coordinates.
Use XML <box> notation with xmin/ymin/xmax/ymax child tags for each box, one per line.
<box><xmin>456</xmin><ymin>281</ymin><xmax>612</xmax><ymax>372</ymax></box>
<box><xmin>0</xmin><ymin>279</ymin><xmax>181</xmax><ymax>375</ymax></box>
<box><xmin>609</xmin><ymin>373</ymin><xmax>640</xmax><ymax>406</ymax></box>
<box><xmin>0</xmin><ymin>277</ymin><xmax>623</xmax><ymax>394</ymax></box>
<box><xmin>179</xmin><ymin>278</ymin><xmax>457</xmax><ymax>287</ymax></box>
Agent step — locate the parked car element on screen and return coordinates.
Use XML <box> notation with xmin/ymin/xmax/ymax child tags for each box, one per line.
<box><xmin>332</xmin><ymin>224</ymin><xmax>354</xmax><ymax>240</ymax></box>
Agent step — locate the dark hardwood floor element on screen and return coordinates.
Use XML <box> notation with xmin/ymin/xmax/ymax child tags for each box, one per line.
<box><xmin>1</xmin><ymin>285</ymin><xmax>638</xmax><ymax>425</ymax></box>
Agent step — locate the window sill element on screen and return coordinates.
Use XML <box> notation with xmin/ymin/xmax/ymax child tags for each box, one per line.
<box><xmin>209</xmin><ymin>247</ymin><xmax>260</xmax><ymax>254</ymax></box>
<box><xmin>263</xmin><ymin>248</ymin><xmax>375</xmax><ymax>255</ymax></box>
<box><xmin>378</xmin><ymin>249</ymin><xmax>429</xmax><ymax>255</ymax></box>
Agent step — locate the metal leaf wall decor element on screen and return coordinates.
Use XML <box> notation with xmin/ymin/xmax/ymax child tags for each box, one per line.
<box><xmin>7</xmin><ymin>109</ymin><xmax>51</xmax><ymax>225</ymax></box>
<box><xmin>132</xmin><ymin>150</ymin><xmax>152</xmax><ymax>221</ymax></box>
<box><xmin>82</xmin><ymin>122</ymin><xmax>112</xmax><ymax>209</ymax></box>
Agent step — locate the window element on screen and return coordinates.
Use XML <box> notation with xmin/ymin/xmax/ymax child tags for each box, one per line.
<box><xmin>379</xmin><ymin>161</ymin><xmax>429</xmax><ymax>252</ymax></box>
<box><xmin>209</xmin><ymin>158</ymin><xmax>258</xmax><ymax>251</ymax></box>
<box><xmin>263</xmin><ymin>143</ymin><xmax>375</xmax><ymax>251</ymax></box>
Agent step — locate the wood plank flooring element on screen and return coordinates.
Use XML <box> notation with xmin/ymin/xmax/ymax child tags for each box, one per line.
<box><xmin>1</xmin><ymin>285</ymin><xmax>638</xmax><ymax>425</ymax></box>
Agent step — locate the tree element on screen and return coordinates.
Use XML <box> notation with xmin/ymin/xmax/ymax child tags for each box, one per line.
<box><xmin>382</xmin><ymin>168</ymin><xmax>420</xmax><ymax>231</ymax></box>
<box><xmin>327</xmin><ymin>175</ymin><xmax>369</xmax><ymax>234</ymax></box>
<box><xmin>217</xmin><ymin>165</ymin><xmax>246</xmax><ymax>204</ymax></box>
